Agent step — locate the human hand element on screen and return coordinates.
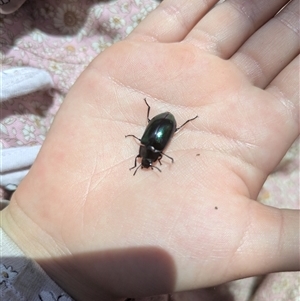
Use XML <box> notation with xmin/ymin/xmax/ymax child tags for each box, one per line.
<box><xmin>3</xmin><ymin>0</ymin><xmax>299</xmax><ymax>300</ymax></box>
<box><xmin>0</xmin><ymin>0</ymin><xmax>27</xmax><ymax>14</ymax></box>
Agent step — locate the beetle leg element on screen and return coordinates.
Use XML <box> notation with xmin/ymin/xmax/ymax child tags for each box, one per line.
<box><xmin>125</xmin><ymin>134</ymin><xmax>141</xmax><ymax>142</ymax></box>
<box><xmin>157</xmin><ymin>154</ymin><xmax>163</xmax><ymax>165</ymax></box>
<box><xmin>131</xmin><ymin>155</ymin><xmax>143</xmax><ymax>176</ymax></box>
<box><xmin>161</xmin><ymin>151</ymin><xmax>174</xmax><ymax>163</ymax></box>
<box><xmin>129</xmin><ymin>155</ymin><xmax>140</xmax><ymax>171</ymax></box>
<box><xmin>175</xmin><ymin>115</ymin><xmax>198</xmax><ymax>132</ymax></box>
<box><xmin>144</xmin><ymin>98</ymin><xmax>151</xmax><ymax>122</ymax></box>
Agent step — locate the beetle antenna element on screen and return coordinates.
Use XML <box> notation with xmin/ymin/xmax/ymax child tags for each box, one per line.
<box><xmin>133</xmin><ymin>164</ymin><xmax>142</xmax><ymax>176</ymax></box>
<box><xmin>151</xmin><ymin>165</ymin><xmax>162</xmax><ymax>173</ymax></box>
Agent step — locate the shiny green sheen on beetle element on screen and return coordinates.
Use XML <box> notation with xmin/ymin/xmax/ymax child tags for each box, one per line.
<box><xmin>126</xmin><ymin>99</ymin><xmax>198</xmax><ymax>175</ymax></box>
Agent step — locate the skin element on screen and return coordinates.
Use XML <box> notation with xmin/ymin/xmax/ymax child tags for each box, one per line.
<box><xmin>2</xmin><ymin>0</ymin><xmax>299</xmax><ymax>300</ymax></box>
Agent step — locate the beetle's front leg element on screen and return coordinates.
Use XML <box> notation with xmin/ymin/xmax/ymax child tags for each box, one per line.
<box><xmin>129</xmin><ymin>155</ymin><xmax>140</xmax><ymax>170</ymax></box>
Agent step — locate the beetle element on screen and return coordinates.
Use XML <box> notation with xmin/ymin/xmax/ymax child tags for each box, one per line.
<box><xmin>125</xmin><ymin>98</ymin><xmax>198</xmax><ymax>175</ymax></box>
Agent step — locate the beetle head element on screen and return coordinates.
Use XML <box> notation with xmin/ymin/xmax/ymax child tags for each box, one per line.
<box><xmin>141</xmin><ymin>158</ymin><xmax>152</xmax><ymax>168</ymax></box>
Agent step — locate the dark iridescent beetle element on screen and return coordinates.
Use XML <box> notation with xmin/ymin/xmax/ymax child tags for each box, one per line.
<box><xmin>125</xmin><ymin>98</ymin><xmax>198</xmax><ymax>175</ymax></box>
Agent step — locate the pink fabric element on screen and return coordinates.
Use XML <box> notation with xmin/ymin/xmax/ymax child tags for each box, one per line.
<box><xmin>1</xmin><ymin>0</ymin><xmax>159</xmax><ymax>148</ymax></box>
<box><xmin>1</xmin><ymin>1</ymin><xmax>299</xmax><ymax>300</ymax></box>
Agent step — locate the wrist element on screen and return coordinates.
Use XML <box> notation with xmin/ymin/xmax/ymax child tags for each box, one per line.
<box><xmin>1</xmin><ymin>200</ymin><xmax>57</xmax><ymax>260</ymax></box>
<box><xmin>1</xmin><ymin>198</ymin><xmax>120</xmax><ymax>301</ymax></box>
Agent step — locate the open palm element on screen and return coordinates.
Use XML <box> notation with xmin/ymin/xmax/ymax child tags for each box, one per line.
<box><xmin>5</xmin><ymin>1</ymin><xmax>299</xmax><ymax>300</ymax></box>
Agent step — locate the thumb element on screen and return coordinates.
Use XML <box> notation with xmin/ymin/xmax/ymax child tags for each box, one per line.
<box><xmin>229</xmin><ymin>202</ymin><xmax>299</xmax><ymax>279</ymax></box>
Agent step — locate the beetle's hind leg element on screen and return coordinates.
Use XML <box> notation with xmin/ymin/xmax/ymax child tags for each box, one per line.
<box><xmin>175</xmin><ymin>115</ymin><xmax>198</xmax><ymax>132</ymax></box>
<box><xmin>144</xmin><ymin>98</ymin><xmax>151</xmax><ymax>122</ymax></box>
<box><xmin>125</xmin><ymin>134</ymin><xmax>141</xmax><ymax>142</ymax></box>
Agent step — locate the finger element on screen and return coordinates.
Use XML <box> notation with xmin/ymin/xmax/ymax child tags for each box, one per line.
<box><xmin>231</xmin><ymin>0</ymin><xmax>299</xmax><ymax>88</ymax></box>
<box><xmin>230</xmin><ymin>202</ymin><xmax>300</xmax><ymax>279</ymax></box>
<box><xmin>127</xmin><ymin>0</ymin><xmax>219</xmax><ymax>43</ymax></box>
<box><xmin>267</xmin><ymin>55</ymin><xmax>300</xmax><ymax>106</ymax></box>
<box><xmin>184</xmin><ymin>0</ymin><xmax>291</xmax><ymax>57</ymax></box>
<box><xmin>266</xmin><ymin>55</ymin><xmax>299</xmax><ymax>134</ymax></box>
